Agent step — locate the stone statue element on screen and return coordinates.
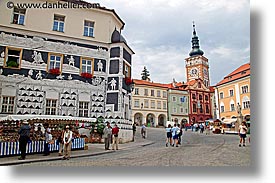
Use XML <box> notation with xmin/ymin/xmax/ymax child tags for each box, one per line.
<box><xmin>68</xmin><ymin>55</ymin><xmax>75</xmax><ymax>67</ymax></box>
<box><xmin>68</xmin><ymin>74</ymin><xmax>72</xmax><ymax>80</ymax></box>
<box><xmin>109</xmin><ymin>78</ymin><xmax>117</xmax><ymax>90</ymax></box>
<box><xmin>56</xmin><ymin>74</ymin><xmax>64</xmax><ymax>80</ymax></box>
<box><xmin>35</xmin><ymin>70</ymin><xmax>43</xmax><ymax>80</ymax></box>
<box><xmin>28</xmin><ymin>69</ymin><xmax>33</xmax><ymax>77</ymax></box>
<box><xmin>32</xmin><ymin>51</ymin><xmax>44</xmax><ymax>64</ymax></box>
<box><xmin>97</xmin><ymin>60</ymin><xmax>103</xmax><ymax>72</ymax></box>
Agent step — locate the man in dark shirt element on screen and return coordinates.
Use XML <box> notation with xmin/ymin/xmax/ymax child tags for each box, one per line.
<box><xmin>18</xmin><ymin>120</ymin><xmax>31</xmax><ymax>160</ymax></box>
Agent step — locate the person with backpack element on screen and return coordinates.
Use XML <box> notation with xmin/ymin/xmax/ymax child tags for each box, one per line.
<box><xmin>165</xmin><ymin>124</ymin><xmax>172</xmax><ymax>147</ymax></box>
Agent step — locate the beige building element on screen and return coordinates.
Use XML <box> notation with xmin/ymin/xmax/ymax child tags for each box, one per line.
<box><xmin>215</xmin><ymin>63</ymin><xmax>250</xmax><ymax>122</ymax></box>
<box><xmin>132</xmin><ymin>79</ymin><xmax>169</xmax><ymax>127</ymax></box>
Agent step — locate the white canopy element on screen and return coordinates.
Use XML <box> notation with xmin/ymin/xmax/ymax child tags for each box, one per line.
<box><xmin>0</xmin><ymin>115</ymin><xmax>96</xmax><ymax>122</ymax></box>
<box><xmin>222</xmin><ymin>118</ymin><xmax>237</xmax><ymax>124</ymax></box>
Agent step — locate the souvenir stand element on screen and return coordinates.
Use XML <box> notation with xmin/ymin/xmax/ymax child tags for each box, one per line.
<box><xmin>0</xmin><ymin>115</ymin><xmax>95</xmax><ymax>157</ymax></box>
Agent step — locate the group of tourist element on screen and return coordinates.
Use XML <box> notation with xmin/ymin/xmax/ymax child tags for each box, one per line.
<box><xmin>18</xmin><ymin>120</ymin><xmax>74</xmax><ymax>160</ymax></box>
<box><xmin>102</xmin><ymin>122</ymin><xmax>120</xmax><ymax>151</ymax></box>
<box><xmin>165</xmin><ymin>124</ymin><xmax>183</xmax><ymax>147</ymax></box>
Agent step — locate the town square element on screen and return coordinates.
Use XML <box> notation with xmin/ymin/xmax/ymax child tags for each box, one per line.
<box><xmin>0</xmin><ymin>0</ymin><xmax>252</xmax><ymax>171</ymax></box>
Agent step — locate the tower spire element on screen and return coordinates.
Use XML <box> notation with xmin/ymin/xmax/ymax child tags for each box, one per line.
<box><xmin>189</xmin><ymin>21</ymin><xmax>204</xmax><ymax>57</ymax></box>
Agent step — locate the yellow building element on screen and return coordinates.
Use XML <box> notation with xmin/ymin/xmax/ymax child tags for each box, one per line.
<box><xmin>215</xmin><ymin>63</ymin><xmax>250</xmax><ymax>121</ymax></box>
<box><xmin>132</xmin><ymin>79</ymin><xmax>169</xmax><ymax>127</ymax></box>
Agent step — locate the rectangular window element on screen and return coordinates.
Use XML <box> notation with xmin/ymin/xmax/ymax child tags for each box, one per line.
<box><xmin>84</xmin><ymin>20</ymin><xmax>94</xmax><ymax>37</ymax></box>
<box><xmin>221</xmin><ymin>106</ymin><xmax>225</xmax><ymax>113</ymax></box>
<box><xmin>206</xmin><ymin>105</ymin><xmax>210</xmax><ymax>113</ymax></box>
<box><xmin>229</xmin><ymin>89</ymin><xmax>234</xmax><ymax>97</ymax></box>
<box><xmin>81</xmin><ymin>58</ymin><xmax>93</xmax><ymax>74</ymax></box>
<box><xmin>124</xmin><ymin>62</ymin><xmax>131</xmax><ymax>78</ymax></box>
<box><xmin>157</xmin><ymin>101</ymin><xmax>161</xmax><ymax>109</ymax></box>
<box><xmin>151</xmin><ymin>100</ymin><xmax>155</xmax><ymax>109</ymax></box>
<box><xmin>180</xmin><ymin>107</ymin><xmax>184</xmax><ymax>113</ymax></box>
<box><xmin>151</xmin><ymin>90</ymin><xmax>154</xmax><ymax>97</ymax></box>
<box><xmin>48</xmin><ymin>53</ymin><xmax>62</xmax><ymax>72</ymax></box>
<box><xmin>157</xmin><ymin>90</ymin><xmax>161</xmax><ymax>97</ymax></box>
<box><xmin>173</xmin><ymin>108</ymin><xmax>177</xmax><ymax>113</ymax></box>
<box><xmin>144</xmin><ymin>100</ymin><xmax>149</xmax><ymax>108</ymax></box>
<box><xmin>241</xmin><ymin>85</ymin><xmax>249</xmax><ymax>94</ymax></box>
<box><xmin>134</xmin><ymin>100</ymin><xmax>140</xmax><ymax>108</ymax></box>
<box><xmin>144</xmin><ymin>89</ymin><xmax>148</xmax><ymax>96</ymax></box>
<box><xmin>134</xmin><ymin>88</ymin><xmax>139</xmax><ymax>95</ymax></box>
<box><xmin>193</xmin><ymin>103</ymin><xmax>197</xmax><ymax>113</ymax></box>
<box><xmin>230</xmin><ymin>104</ymin><xmax>235</xmax><ymax>111</ymax></box>
<box><xmin>53</xmin><ymin>14</ymin><xmax>65</xmax><ymax>32</ymax></box>
<box><xmin>1</xmin><ymin>96</ymin><xmax>15</xmax><ymax>114</ymax></box>
<box><xmin>163</xmin><ymin>91</ymin><xmax>167</xmax><ymax>98</ymax></box>
<box><xmin>12</xmin><ymin>7</ymin><xmax>26</xmax><ymax>25</ymax></box>
<box><xmin>163</xmin><ymin>101</ymin><xmax>167</xmax><ymax>110</ymax></box>
<box><xmin>243</xmin><ymin>101</ymin><xmax>250</xmax><ymax>109</ymax></box>
<box><xmin>172</xmin><ymin>96</ymin><xmax>176</xmax><ymax>102</ymax></box>
<box><xmin>45</xmin><ymin>99</ymin><xmax>57</xmax><ymax>115</ymax></box>
<box><xmin>79</xmin><ymin>101</ymin><xmax>89</xmax><ymax>117</ymax></box>
<box><xmin>4</xmin><ymin>47</ymin><xmax>22</xmax><ymax>69</ymax></box>
<box><xmin>220</xmin><ymin>92</ymin><xmax>224</xmax><ymax>99</ymax></box>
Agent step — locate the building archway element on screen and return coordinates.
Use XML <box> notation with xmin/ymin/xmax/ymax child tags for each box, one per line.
<box><xmin>134</xmin><ymin>113</ymin><xmax>143</xmax><ymax>126</ymax></box>
<box><xmin>146</xmin><ymin>113</ymin><xmax>155</xmax><ymax>127</ymax></box>
<box><xmin>181</xmin><ymin>118</ymin><xmax>188</xmax><ymax>127</ymax></box>
<box><xmin>158</xmin><ymin>114</ymin><xmax>166</xmax><ymax>127</ymax></box>
<box><xmin>244</xmin><ymin>115</ymin><xmax>250</xmax><ymax>121</ymax></box>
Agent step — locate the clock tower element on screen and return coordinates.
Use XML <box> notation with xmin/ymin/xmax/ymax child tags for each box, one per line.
<box><xmin>185</xmin><ymin>22</ymin><xmax>210</xmax><ymax>87</ymax></box>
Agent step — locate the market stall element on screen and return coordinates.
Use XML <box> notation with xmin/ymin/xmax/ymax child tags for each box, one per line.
<box><xmin>0</xmin><ymin>115</ymin><xmax>95</xmax><ymax>157</ymax></box>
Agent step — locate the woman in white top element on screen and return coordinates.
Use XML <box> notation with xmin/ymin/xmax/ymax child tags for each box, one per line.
<box><xmin>238</xmin><ymin>122</ymin><xmax>248</xmax><ymax>147</ymax></box>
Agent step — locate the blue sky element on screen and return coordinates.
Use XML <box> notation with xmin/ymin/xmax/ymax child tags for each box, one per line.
<box><xmin>92</xmin><ymin>0</ymin><xmax>250</xmax><ymax>85</ymax></box>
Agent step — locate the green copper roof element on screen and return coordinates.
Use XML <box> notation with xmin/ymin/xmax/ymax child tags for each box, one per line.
<box><xmin>189</xmin><ymin>22</ymin><xmax>204</xmax><ymax>57</ymax></box>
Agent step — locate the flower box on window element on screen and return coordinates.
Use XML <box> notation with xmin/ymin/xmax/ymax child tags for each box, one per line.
<box><xmin>49</xmin><ymin>68</ymin><xmax>60</xmax><ymax>75</ymax></box>
<box><xmin>81</xmin><ymin>72</ymin><xmax>93</xmax><ymax>79</ymax></box>
<box><xmin>125</xmin><ymin>77</ymin><xmax>133</xmax><ymax>85</ymax></box>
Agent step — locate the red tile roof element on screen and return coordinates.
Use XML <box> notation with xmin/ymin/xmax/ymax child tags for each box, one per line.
<box><xmin>216</xmin><ymin>63</ymin><xmax>250</xmax><ymax>86</ymax></box>
<box><xmin>133</xmin><ymin>79</ymin><xmax>171</xmax><ymax>88</ymax></box>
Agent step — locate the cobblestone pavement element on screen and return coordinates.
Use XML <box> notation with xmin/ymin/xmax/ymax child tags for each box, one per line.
<box><xmin>18</xmin><ymin>127</ymin><xmax>250</xmax><ymax>167</ymax></box>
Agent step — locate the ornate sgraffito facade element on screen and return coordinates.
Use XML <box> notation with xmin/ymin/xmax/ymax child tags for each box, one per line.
<box><xmin>0</xmin><ymin>0</ymin><xmax>134</xmax><ymax>141</ymax></box>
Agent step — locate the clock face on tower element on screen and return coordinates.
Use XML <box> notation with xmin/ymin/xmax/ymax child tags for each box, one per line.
<box><xmin>189</xmin><ymin>68</ymin><xmax>198</xmax><ymax>77</ymax></box>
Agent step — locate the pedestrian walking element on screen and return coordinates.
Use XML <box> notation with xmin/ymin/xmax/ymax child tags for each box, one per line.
<box><xmin>238</xmin><ymin>121</ymin><xmax>248</xmax><ymax>147</ymax></box>
<box><xmin>177</xmin><ymin>124</ymin><xmax>183</xmax><ymax>145</ymax></box>
<box><xmin>205</xmin><ymin>124</ymin><xmax>211</xmax><ymax>135</ymax></box>
<box><xmin>103</xmin><ymin>122</ymin><xmax>112</xmax><ymax>150</ymax></box>
<box><xmin>165</xmin><ymin>124</ymin><xmax>172</xmax><ymax>147</ymax></box>
<box><xmin>141</xmin><ymin>124</ymin><xmax>146</xmax><ymax>139</ymax></box>
<box><xmin>43</xmin><ymin>123</ymin><xmax>51</xmax><ymax>156</ymax></box>
<box><xmin>18</xmin><ymin>120</ymin><xmax>31</xmax><ymax>160</ymax></box>
<box><xmin>199</xmin><ymin>123</ymin><xmax>204</xmax><ymax>133</ymax></box>
<box><xmin>112</xmin><ymin>124</ymin><xmax>120</xmax><ymax>150</ymax></box>
<box><xmin>132</xmin><ymin>122</ymin><xmax>137</xmax><ymax>141</ymax></box>
<box><xmin>171</xmin><ymin>124</ymin><xmax>180</xmax><ymax>147</ymax></box>
<box><xmin>62</xmin><ymin>125</ymin><xmax>73</xmax><ymax>160</ymax></box>
<box><xmin>58</xmin><ymin>127</ymin><xmax>65</xmax><ymax>156</ymax></box>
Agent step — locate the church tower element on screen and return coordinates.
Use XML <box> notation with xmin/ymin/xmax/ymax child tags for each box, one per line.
<box><xmin>185</xmin><ymin>22</ymin><xmax>210</xmax><ymax>87</ymax></box>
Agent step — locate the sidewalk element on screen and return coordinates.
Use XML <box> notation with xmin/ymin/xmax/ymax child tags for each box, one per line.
<box><xmin>0</xmin><ymin>138</ymin><xmax>154</xmax><ymax>166</ymax></box>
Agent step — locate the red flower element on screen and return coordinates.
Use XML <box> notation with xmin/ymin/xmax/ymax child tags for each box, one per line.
<box><xmin>81</xmin><ymin>72</ymin><xmax>93</xmax><ymax>79</ymax></box>
<box><xmin>125</xmin><ymin>77</ymin><xmax>133</xmax><ymax>85</ymax></box>
<box><xmin>49</xmin><ymin>68</ymin><xmax>60</xmax><ymax>75</ymax></box>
